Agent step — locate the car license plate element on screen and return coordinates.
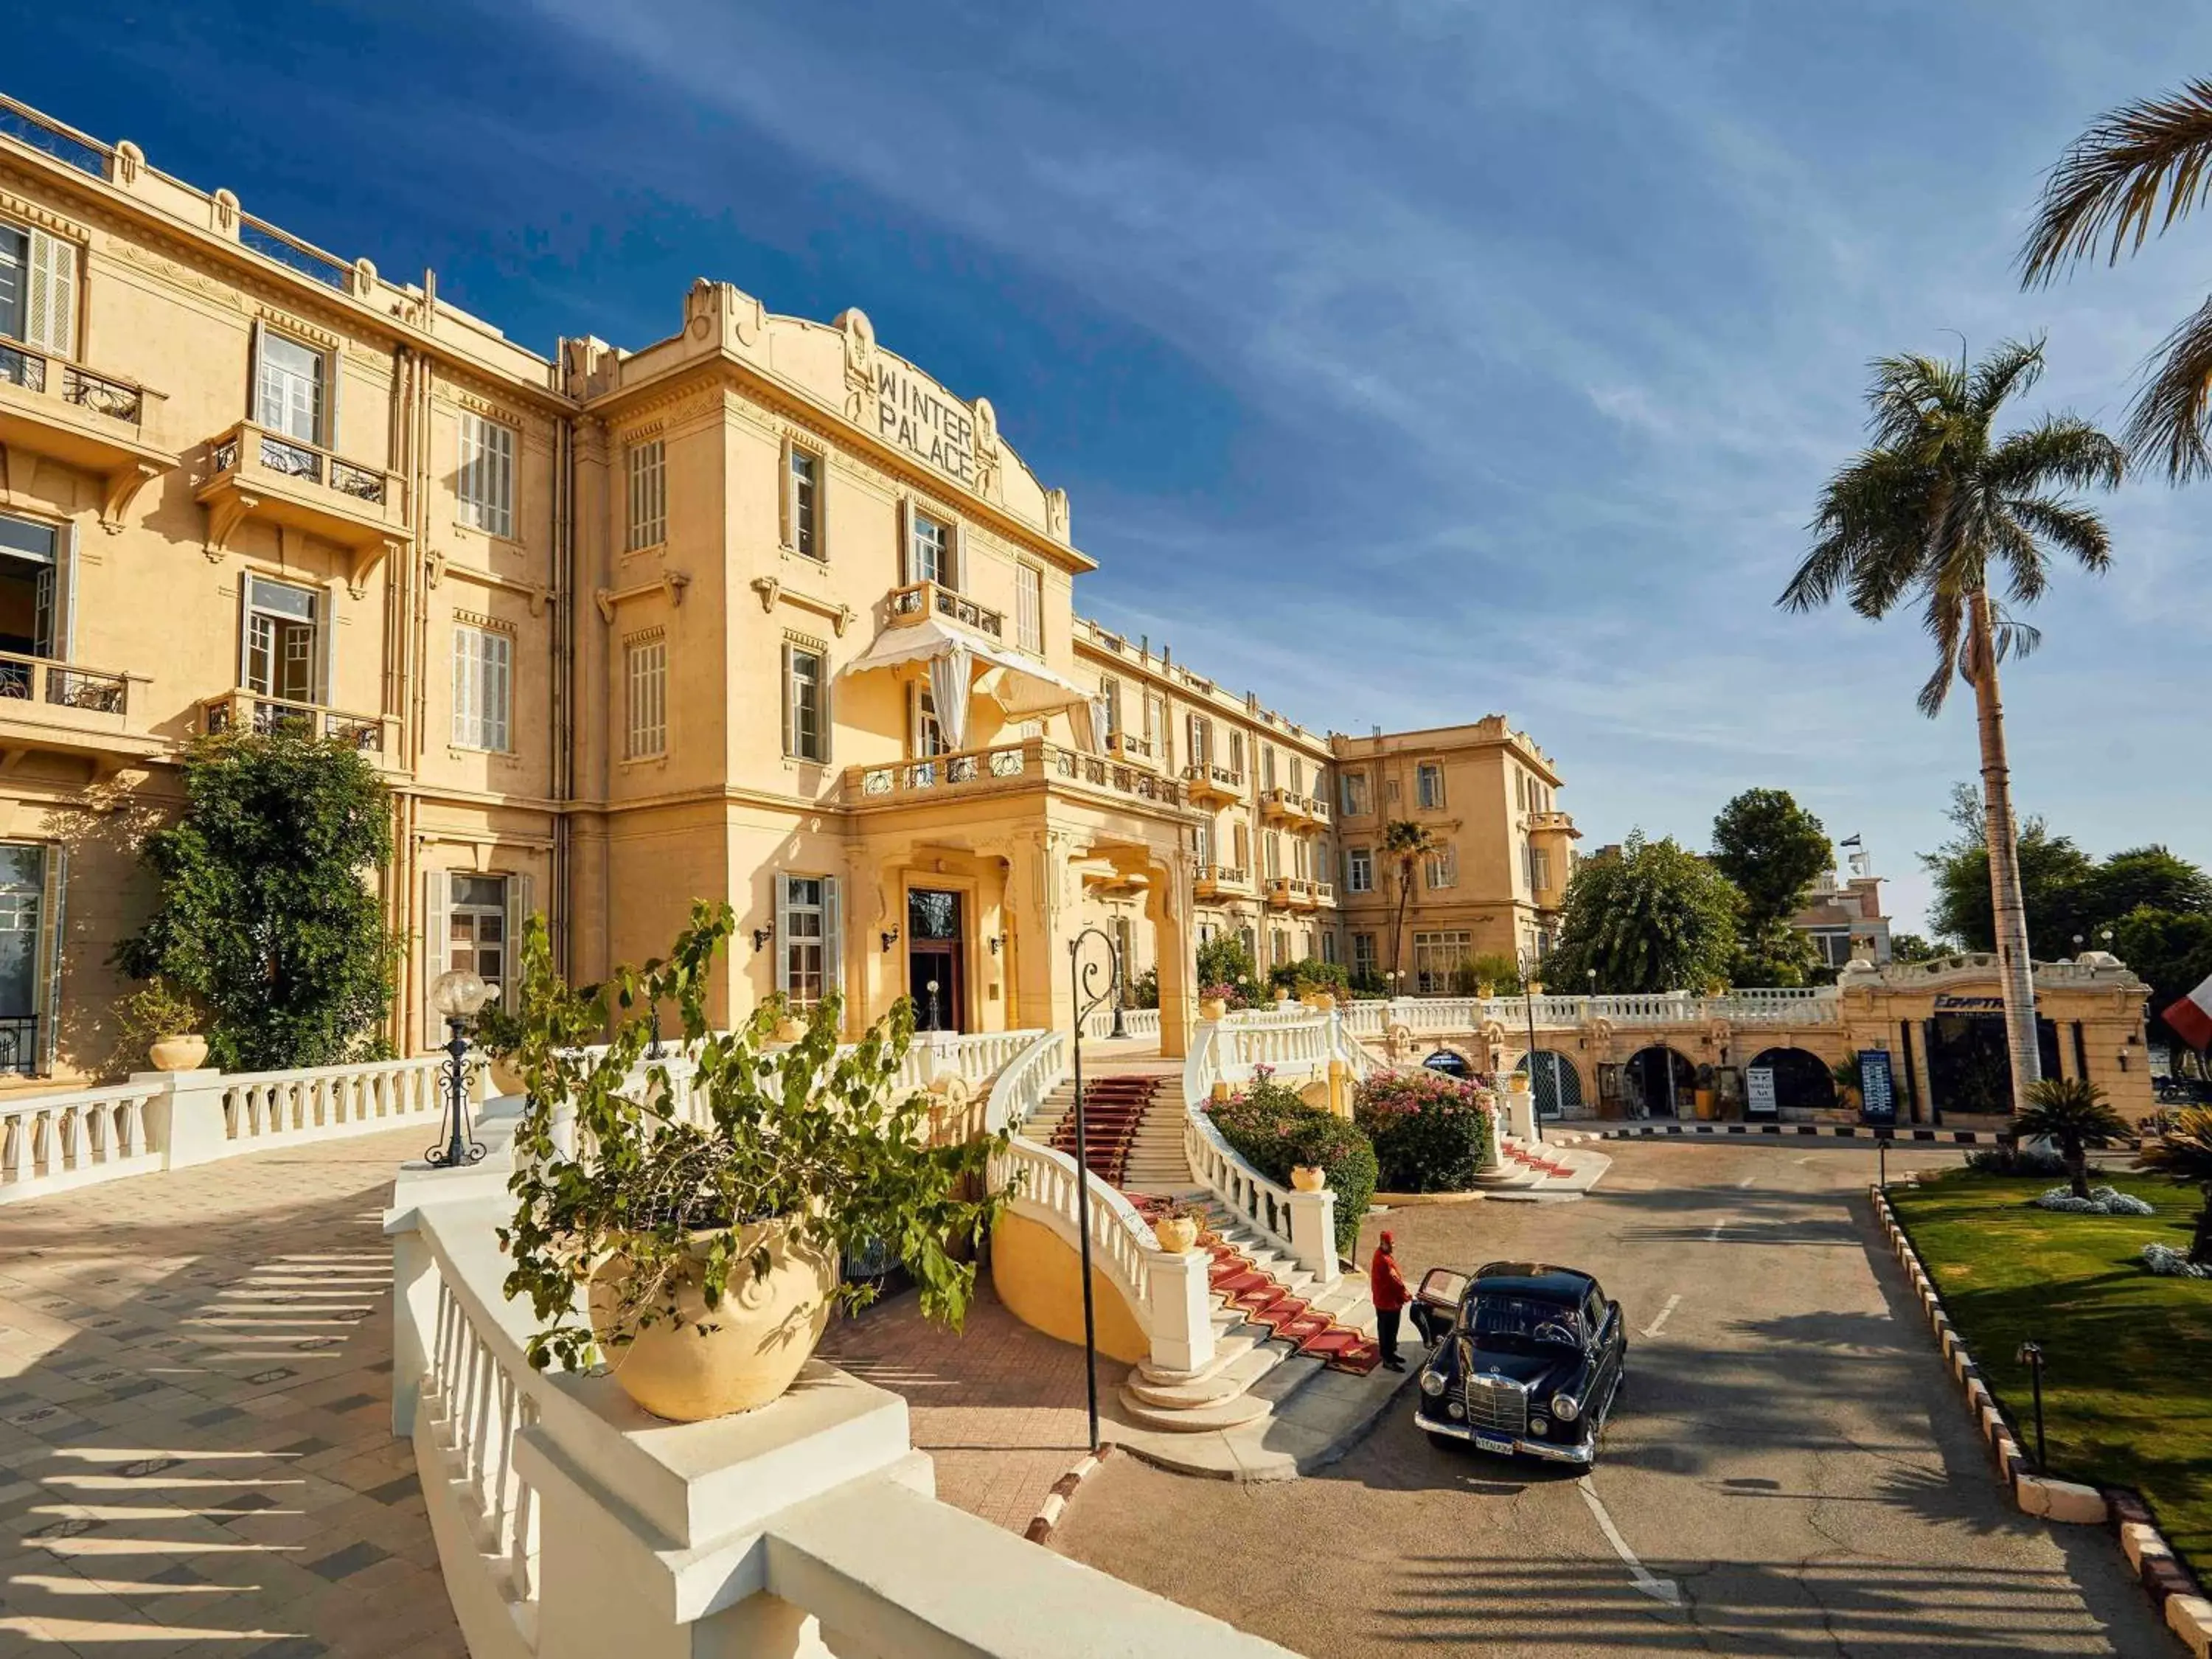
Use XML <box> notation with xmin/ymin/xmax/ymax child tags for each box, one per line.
<box><xmin>1472</xmin><ymin>1432</ymin><xmax>1516</xmax><ymax>1456</ymax></box>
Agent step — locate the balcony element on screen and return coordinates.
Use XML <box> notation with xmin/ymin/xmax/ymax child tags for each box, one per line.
<box><xmin>1192</xmin><ymin>863</ymin><xmax>1250</xmax><ymax>900</ymax></box>
<box><xmin>0</xmin><ymin>336</ymin><xmax>173</xmax><ymax>528</ymax></box>
<box><xmin>845</xmin><ymin>736</ymin><xmax>1192</xmax><ymax>814</ymax></box>
<box><xmin>0</xmin><ymin>650</ymin><xmax>161</xmax><ymax>773</ymax></box>
<box><xmin>199</xmin><ymin>689</ymin><xmax>395</xmax><ymax>762</ymax></box>
<box><xmin>195</xmin><ymin>422</ymin><xmax>409</xmax><ymax>594</ymax></box>
<box><xmin>886</xmin><ymin>580</ymin><xmax>1004</xmax><ymax>641</ymax></box>
<box><xmin>1310</xmin><ymin>880</ymin><xmax>1336</xmax><ymax>909</ymax></box>
<box><xmin>1183</xmin><ymin>762</ymin><xmax>1244</xmax><ymax>806</ymax></box>
<box><xmin>1104</xmin><ymin>731</ymin><xmax>1155</xmax><ymax>766</ymax></box>
<box><xmin>1262</xmin><ymin>787</ymin><xmax>1322</xmax><ymax>825</ymax></box>
<box><xmin>1529</xmin><ymin>809</ymin><xmax>1578</xmax><ymax>836</ymax></box>
<box><xmin>1289</xmin><ymin>877</ymin><xmax>1322</xmax><ymax>911</ymax></box>
<box><xmin>1262</xmin><ymin>875</ymin><xmax>1295</xmax><ymax>908</ymax></box>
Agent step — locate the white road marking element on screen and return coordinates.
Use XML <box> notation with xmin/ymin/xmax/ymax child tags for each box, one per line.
<box><xmin>1578</xmin><ymin>1476</ymin><xmax>1682</xmax><ymax>1606</ymax></box>
<box><xmin>1639</xmin><ymin>1294</ymin><xmax>1681</xmax><ymax>1340</ymax></box>
<box><xmin>1736</xmin><ymin>1174</ymin><xmax>1757</xmax><ymax>1188</ymax></box>
<box><xmin>1706</xmin><ymin>1219</ymin><xmax>1725</xmax><ymax>1242</ymax></box>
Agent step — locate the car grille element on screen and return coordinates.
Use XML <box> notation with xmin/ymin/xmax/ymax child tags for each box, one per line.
<box><xmin>1458</xmin><ymin>1368</ymin><xmax>1528</xmax><ymax>1435</ymax></box>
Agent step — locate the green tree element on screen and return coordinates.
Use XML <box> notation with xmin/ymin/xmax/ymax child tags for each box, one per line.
<box><xmin>1924</xmin><ymin>813</ymin><xmax>2096</xmax><ymax>951</ymax></box>
<box><xmin>2138</xmin><ymin>1108</ymin><xmax>2212</xmax><ymax>1265</ymax></box>
<box><xmin>2084</xmin><ymin>846</ymin><xmax>2212</xmax><ymax>923</ymax></box>
<box><xmin>2015</xmin><ymin>1077</ymin><xmax>2132</xmax><ymax>1199</ymax></box>
<box><xmin>116</xmin><ymin>731</ymin><xmax>398</xmax><ymax>1071</ymax></box>
<box><xmin>2022</xmin><ymin>80</ymin><xmax>2212</xmax><ymax>480</ymax></box>
<box><xmin>2112</xmin><ymin>906</ymin><xmax>2212</xmax><ymax>1051</ymax></box>
<box><xmin>1380</xmin><ymin>819</ymin><xmax>1439</xmax><ymax>987</ymax></box>
<box><xmin>1711</xmin><ymin>788</ymin><xmax>1833</xmax><ymax>933</ymax></box>
<box><xmin>1783</xmin><ymin>341</ymin><xmax>2125</xmax><ymax>1110</ymax></box>
<box><xmin>1890</xmin><ymin>932</ymin><xmax>1941</xmax><ymax>964</ymax></box>
<box><xmin>1548</xmin><ymin>831</ymin><xmax>1740</xmax><ymax>994</ymax></box>
<box><xmin>1195</xmin><ymin>933</ymin><xmax>1261</xmax><ymax>1006</ymax></box>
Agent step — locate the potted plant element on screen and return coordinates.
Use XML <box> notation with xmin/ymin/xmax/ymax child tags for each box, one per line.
<box><xmin>116</xmin><ymin>978</ymin><xmax>207</xmax><ymax>1073</ymax></box>
<box><xmin>1832</xmin><ymin>1051</ymin><xmax>1863</xmax><ymax>1114</ymax></box>
<box><xmin>493</xmin><ymin>902</ymin><xmax>1009</xmax><ymax>1422</ymax></box>
<box><xmin>1197</xmin><ymin>986</ymin><xmax>1231</xmax><ymax>1023</ymax></box>
<box><xmin>1693</xmin><ymin>1061</ymin><xmax>1717</xmax><ymax>1119</ymax></box>
<box><xmin>1150</xmin><ymin>1196</ymin><xmax>1207</xmax><ymax>1253</ymax></box>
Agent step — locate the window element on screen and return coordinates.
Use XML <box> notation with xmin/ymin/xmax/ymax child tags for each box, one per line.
<box><xmin>1271</xmin><ymin>928</ymin><xmax>1291</xmax><ymax>965</ymax></box>
<box><xmin>1145</xmin><ymin>692</ymin><xmax>1169</xmax><ymax>762</ymax></box>
<box><xmin>1194</xmin><ymin>818</ymin><xmax>1214</xmax><ymax>865</ymax></box>
<box><xmin>785</xmin><ymin>642</ymin><xmax>828</xmax><ymax>762</ymax></box>
<box><xmin>1320</xmin><ymin>931</ymin><xmax>1338</xmax><ymax>964</ymax></box>
<box><xmin>0</xmin><ymin>843</ymin><xmax>58</xmax><ymax>1076</ymax></box>
<box><xmin>0</xmin><ymin>515</ymin><xmax>58</xmax><ymax>693</ymax></box>
<box><xmin>1290</xmin><ymin>756</ymin><xmax>1304</xmax><ymax>793</ymax></box>
<box><xmin>624</xmin><ymin>635</ymin><xmax>667</xmax><ymax>758</ymax></box>
<box><xmin>1424</xmin><ymin>846</ymin><xmax>1458</xmax><ymax>889</ymax></box>
<box><xmin>908</xmin><ymin>508</ymin><xmax>952</xmax><ymax>587</ymax></box>
<box><xmin>1413</xmin><ymin>930</ymin><xmax>1472</xmax><ymax>995</ymax></box>
<box><xmin>776</xmin><ymin>874</ymin><xmax>842</xmax><ymax>1008</ymax></box>
<box><xmin>1352</xmin><ymin>931</ymin><xmax>1377</xmax><ymax>984</ymax></box>
<box><xmin>1188</xmin><ymin>714</ymin><xmax>1212</xmax><ymax>767</ymax></box>
<box><xmin>1265</xmin><ymin>830</ymin><xmax>1282</xmax><ymax>878</ymax></box>
<box><xmin>448</xmin><ymin>874</ymin><xmax>510</xmax><ymax>999</ymax></box>
<box><xmin>1416</xmin><ymin>762</ymin><xmax>1445</xmax><ymax>810</ymax></box>
<box><xmin>1530</xmin><ymin>846</ymin><xmax>1551</xmax><ymax>891</ymax></box>
<box><xmin>1099</xmin><ymin>675</ymin><xmax>1122</xmax><ymax>737</ymax></box>
<box><xmin>1262</xmin><ymin>745</ymin><xmax>1277</xmax><ymax>791</ymax></box>
<box><xmin>627</xmin><ymin>439</ymin><xmax>667</xmax><ymax>551</ymax></box>
<box><xmin>256</xmin><ymin>330</ymin><xmax>325</xmax><ymax>445</ymax></box>
<box><xmin>1228</xmin><ymin>731</ymin><xmax>1245</xmax><ymax>776</ymax></box>
<box><xmin>1516</xmin><ymin>770</ymin><xmax>1528</xmax><ymax>810</ymax></box>
<box><xmin>456</xmin><ymin>412</ymin><xmax>515</xmax><ymax>538</ymax></box>
<box><xmin>1015</xmin><ymin>564</ymin><xmax>1043</xmax><ymax>653</ymax></box>
<box><xmin>911</xmin><ymin>681</ymin><xmax>945</xmax><ymax>759</ymax></box>
<box><xmin>1293</xmin><ymin>838</ymin><xmax>1310</xmax><ymax>880</ymax></box>
<box><xmin>0</xmin><ymin>223</ymin><xmax>75</xmax><ymax>358</ymax></box>
<box><xmin>244</xmin><ymin>576</ymin><xmax>321</xmax><ymax>706</ymax></box>
<box><xmin>1232</xmin><ymin>821</ymin><xmax>1250</xmax><ymax>869</ymax></box>
<box><xmin>1239</xmin><ymin>925</ymin><xmax>1256</xmax><ymax>962</ymax></box>
<box><xmin>1346</xmin><ymin>847</ymin><xmax>1374</xmax><ymax>893</ymax></box>
<box><xmin>787</xmin><ymin>445</ymin><xmax>822</xmax><ymax>560</ymax></box>
<box><xmin>451</xmin><ymin>624</ymin><xmax>512</xmax><ymax>751</ymax></box>
<box><xmin>1341</xmin><ymin>770</ymin><xmax>1370</xmax><ymax>816</ymax></box>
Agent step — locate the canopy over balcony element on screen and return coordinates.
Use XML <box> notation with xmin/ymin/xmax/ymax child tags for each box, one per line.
<box><xmin>839</xmin><ymin>613</ymin><xmax>1096</xmax><ymax>736</ymax></box>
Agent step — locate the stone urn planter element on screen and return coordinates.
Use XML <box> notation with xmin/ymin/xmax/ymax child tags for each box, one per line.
<box><xmin>773</xmin><ymin>1015</ymin><xmax>807</xmax><ymax>1045</ymax></box>
<box><xmin>1151</xmin><ymin>1214</ymin><xmax>1200</xmax><ymax>1253</ymax></box>
<box><xmin>1273</xmin><ymin>988</ymin><xmax>1291</xmax><ymax>1004</ymax></box>
<box><xmin>1290</xmin><ymin>1164</ymin><xmax>1327</xmax><ymax>1193</ymax></box>
<box><xmin>1197</xmin><ymin>995</ymin><xmax>1228</xmax><ymax>1023</ymax></box>
<box><xmin>1302</xmin><ymin>992</ymin><xmax>1337</xmax><ymax>1012</ymax></box>
<box><xmin>588</xmin><ymin>1218</ymin><xmax>841</xmax><ymax>1422</ymax></box>
<box><xmin>1525</xmin><ymin>980</ymin><xmax>1545</xmax><ymax>997</ymax></box>
<box><xmin>1475</xmin><ymin>981</ymin><xmax>1496</xmax><ymax>999</ymax></box>
<box><xmin>147</xmin><ymin>1033</ymin><xmax>209</xmax><ymax>1072</ymax></box>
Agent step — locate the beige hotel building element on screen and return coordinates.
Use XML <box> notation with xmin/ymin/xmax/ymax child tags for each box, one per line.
<box><xmin>0</xmin><ymin>94</ymin><xmax>1573</xmax><ymax>1085</ymax></box>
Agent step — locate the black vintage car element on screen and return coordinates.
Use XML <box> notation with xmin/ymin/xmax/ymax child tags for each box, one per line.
<box><xmin>1411</xmin><ymin>1260</ymin><xmax>1627</xmax><ymax>1465</ymax></box>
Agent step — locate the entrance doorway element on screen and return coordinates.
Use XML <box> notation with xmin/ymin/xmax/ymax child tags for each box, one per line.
<box><xmin>1746</xmin><ymin>1047</ymin><xmax>1837</xmax><ymax>1113</ymax></box>
<box><xmin>1513</xmin><ymin>1049</ymin><xmax>1585</xmax><ymax>1119</ymax></box>
<box><xmin>1624</xmin><ymin>1046</ymin><xmax>1696</xmax><ymax>1118</ymax></box>
<box><xmin>0</xmin><ymin>515</ymin><xmax>58</xmax><ymax>698</ymax></box>
<box><xmin>1922</xmin><ymin>1013</ymin><xmax>2060</xmax><ymax>1116</ymax></box>
<box><xmin>906</xmin><ymin>888</ymin><xmax>965</xmax><ymax>1032</ymax></box>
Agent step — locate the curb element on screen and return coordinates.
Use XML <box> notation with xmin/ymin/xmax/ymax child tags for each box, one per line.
<box><xmin>1872</xmin><ymin>1179</ymin><xmax>2207</xmax><ymax>1655</ymax></box>
<box><xmin>1562</xmin><ymin>1120</ymin><xmax>2145</xmax><ymax>1151</ymax></box>
<box><xmin>1024</xmin><ymin>1443</ymin><xmax>1116</xmax><ymax>1545</ymax></box>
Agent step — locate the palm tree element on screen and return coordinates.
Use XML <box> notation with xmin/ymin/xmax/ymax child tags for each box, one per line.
<box><xmin>1381</xmin><ymin>819</ymin><xmax>1438</xmax><ymax>992</ymax></box>
<box><xmin>1781</xmin><ymin>341</ymin><xmax>2124</xmax><ymax>1113</ymax></box>
<box><xmin>2137</xmin><ymin>1107</ymin><xmax>2212</xmax><ymax>1266</ymax></box>
<box><xmin>2021</xmin><ymin>81</ymin><xmax>2212</xmax><ymax>479</ymax></box>
<box><xmin>2014</xmin><ymin>1077</ymin><xmax>2132</xmax><ymax>1199</ymax></box>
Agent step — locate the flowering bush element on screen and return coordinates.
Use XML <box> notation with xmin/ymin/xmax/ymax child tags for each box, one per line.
<box><xmin>1200</xmin><ymin>981</ymin><xmax>1252</xmax><ymax>1011</ymax></box>
<box><xmin>2031</xmin><ymin>1184</ymin><xmax>2156</xmax><ymax>1216</ymax></box>
<box><xmin>1354</xmin><ymin>1068</ymin><xmax>1497</xmax><ymax>1193</ymax></box>
<box><xmin>2141</xmin><ymin>1242</ymin><xmax>2211</xmax><ymax>1280</ymax></box>
<box><xmin>1206</xmin><ymin>1073</ymin><xmax>1376</xmax><ymax>1253</ymax></box>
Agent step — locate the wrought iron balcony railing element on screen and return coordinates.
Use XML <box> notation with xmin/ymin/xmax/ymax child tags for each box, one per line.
<box><xmin>199</xmin><ymin>689</ymin><xmax>390</xmax><ymax>755</ymax></box>
<box><xmin>0</xmin><ymin>652</ymin><xmax>130</xmax><ymax>715</ymax></box>
<box><xmin>886</xmin><ymin>580</ymin><xmax>1004</xmax><ymax>640</ymax></box>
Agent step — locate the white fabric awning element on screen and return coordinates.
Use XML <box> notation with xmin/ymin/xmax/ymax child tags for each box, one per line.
<box><xmin>838</xmin><ymin>616</ymin><xmax>1095</xmax><ymax>717</ymax></box>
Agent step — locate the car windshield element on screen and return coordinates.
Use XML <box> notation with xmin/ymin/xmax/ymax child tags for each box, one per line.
<box><xmin>1465</xmin><ymin>1293</ymin><xmax>1584</xmax><ymax>1352</ymax></box>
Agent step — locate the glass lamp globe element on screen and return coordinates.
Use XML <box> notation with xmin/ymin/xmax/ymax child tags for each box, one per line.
<box><xmin>431</xmin><ymin>968</ymin><xmax>491</xmax><ymax>1021</ymax></box>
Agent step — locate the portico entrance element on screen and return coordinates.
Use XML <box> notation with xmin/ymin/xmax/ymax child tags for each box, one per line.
<box><xmin>908</xmin><ymin>887</ymin><xmax>966</xmax><ymax>1032</ymax></box>
<box><xmin>1624</xmin><ymin>1045</ymin><xmax>1697</xmax><ymax>1117</ymax></box>
<box><xmin>1922</xmin><ymin>1011</ymin><xmax>2060</xmax><ymax>1116</ymax></box>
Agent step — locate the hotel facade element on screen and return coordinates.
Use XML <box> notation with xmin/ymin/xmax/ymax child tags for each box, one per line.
<box><xmin>0</xmin><ymin>95</ymin><xmax>1573</xmax><ymax>1085</ymax></box>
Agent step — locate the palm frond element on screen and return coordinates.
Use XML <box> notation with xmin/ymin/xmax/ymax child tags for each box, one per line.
<box><xmin>1989</xmin><ymin>602</ymin><xmax>2043</xmax><ymax>664</ymax></box>
<box><xmin>1989</xmin><ymin>518</ymin><xmax>2051</xmax><ymax>608</ymax></box>
<box><xmin>2125</xmin><ymin>291</ymin><xmax>2212</xmax><ymax>481</ymax></box>
<box><xmin>2021</xmin><ymin>79</ymin><xmax>2212</xmax><ymax>284</ymax></box>
<box><xmin>2003</xmin><ymin>493</ymin><xmax>2113</xmax><ymax>576</ymax></box>
<box><xmin>1988</xmin><ymin>415</ymin><xmax>2128</xmax><ymax>493</ymax></box>
<box><xmin>1785</xmin><ymin>447</ymin><xmax>1936</xmax><ymax>615</ymax></box>
<box><xmin>1967</xmin><ymin>337</ymin><xmax>2047</xmax><ymax>417</ymax></box>
<box><xmin>1915</xmin><ymin>588</ymin><xmax>1966</xmax><ymax>718</ymax></box>
<box><xmin>1866</xmin><ymin>352</ymin><xmax>1963</xmax><ymax>450</ymax></box>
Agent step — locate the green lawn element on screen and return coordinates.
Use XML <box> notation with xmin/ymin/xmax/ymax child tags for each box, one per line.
<box><xmin>1888</xmin><ymin>1169</ymin><xmax>2212</xmax><ymax>1573</ymax></box>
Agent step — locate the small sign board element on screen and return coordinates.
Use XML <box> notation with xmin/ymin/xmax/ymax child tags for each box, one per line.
<box><xmin>1745</xmin><ymin>1065</ymin><xmax>1778</xmax><ymax>1117</ymax></box>
<box><xmin>1423</xmin><ymin>1048</ymin><xmax>1473</xmax><ymax>1079</ymax></box>
<box><xmin>1859</xmin><ymin>1048</ymin><xmax>1898</xmax><ymax>1126</ymax></box>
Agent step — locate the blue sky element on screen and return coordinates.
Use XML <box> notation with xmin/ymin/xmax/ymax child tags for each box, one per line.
<box><xmin>18</xmin><ymin>1</ymin><xmax>2211</xmax><ymax>932</ymax></box>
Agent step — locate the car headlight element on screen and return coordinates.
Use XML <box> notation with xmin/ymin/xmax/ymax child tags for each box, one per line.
<box><xmin>1420</xmin><ymin>1368</ymin><xmax>1447</xmax><ymax>1397</ymax></box>
<box><xmin>1551</xmin><ymin>1391</ymin><xmax>1581</xmax><ymax>1422</ymax></box>
<box><xmin>1528</xmin><ymin>1416</ymin><xmax>1550</xmax><ymax>1437</ymax></box>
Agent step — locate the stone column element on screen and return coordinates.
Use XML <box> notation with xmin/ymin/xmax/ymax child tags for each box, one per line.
<box><xmin>139</xmin><ymin>1069</ymin><xmax>227</xmax><ymax>1169</ymax></box>
<box><xmin>1144</xmin><ymin>846</ymin><xmax>1195</xmax><ymax>1059</ymax></box>
<box><xmin>1285</xmin><ymin>1189</ymin><xmax>1338</xmax><ymax>1284</ymax></box>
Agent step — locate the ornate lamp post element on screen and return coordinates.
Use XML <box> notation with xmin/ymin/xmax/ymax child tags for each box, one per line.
<box><xmin>1066</xmin><ymin>925</ymin><xmax>1124</xmax><ymax>1453</ymax></box>
<box><xmin>426</xmin><ymin>968</ymin><xmax>493</xmax><ymax>1168</ymax></box>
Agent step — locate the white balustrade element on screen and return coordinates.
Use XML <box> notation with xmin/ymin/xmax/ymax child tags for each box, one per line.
<box><xmin>1080</xmin><ymin>1004</ymin><xmax>1163</xmax><ymax>1040</ymax></box>
<box><xmin>984</xmin><ymin>1028</ymin><xmax>1066</xmax><ymax>1133</ymax></box>
<box><xmin>1180</xmin><ymin>1020</ymin><xmax>1339</xmax><ymax>1281</ymax></box>
<box><xmin>220</xmin><ymin>1054</ymin><xmax>445</xmax><ymax>1147</ymax></box>
<box><xmin>0</xmin><ymin>1080</ymin><xmax>164</xmax><ymax>1204</ymax></box>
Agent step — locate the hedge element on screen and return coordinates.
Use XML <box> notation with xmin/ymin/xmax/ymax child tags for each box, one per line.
<box><xmin>1354</xmin><ymin>1068</ymin><xmax>1496</xmax><ymax>1193</ymax></box>
<box><xmin>1206</xmin><ymin>1072</ymin><xmax>1376</xmax><ymax>1255</ymax></box>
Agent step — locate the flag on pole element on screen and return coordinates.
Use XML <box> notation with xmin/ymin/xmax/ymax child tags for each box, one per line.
<box><xmin>2163</xmin><ymin>972</ymin><xmax>2212</xmax><ymax>1051</ymax></box>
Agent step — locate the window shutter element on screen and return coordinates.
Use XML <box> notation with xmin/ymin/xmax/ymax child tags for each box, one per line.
<box><xmin>778</xmin><ymin>436</ymin><xmax>795</xmax><ymax>549</ymax></box>
<box><xmin>451</xmin><ymin>628</ymin><xmax>472</xmax><ymax>747</ymax></box>
<box><xmin>897</xmin><ymin>498</ymin><xmax>911</xmax><ymax>584</ymax></box>
<box><xmin>247</xmin><ymin>319</ymin><xmax>266</xmax><ymax>425</ymax></box>
<box><xmin>781</xmin><ymin>644</ymin><xmax>796</xmax><ymax>757</ymax></box>
<box><xmin>774</xmin><ymin>876</ymin><xmax>793</xmax><ymax>997</ymax></box>
<box><xmin>35</xmin><ymin>846</ymin><xmax>66</xmax><ymax>1077</ymax></box>
<box><xmin>324</xmin><ymin>345</ymin><xmax>341</xmax><ymax>452</ymax></box>
<box><xmin>823</xmin><ymin>877</ymin><xmax>843</xmax><ymax>1001</ymax></box>
<box><xmin>944</xmin><ymin>521</ymin><xmax>960</xmax><ymax>591</ymax></box>
<box><xmin>52</xmin><ymin>522</ymin><xmax>74</xmax><ymax>661</ymax></box>
<box><xmin>24</xmin><ymin>232</ymin><xmax>77</xmax><ymax>359</ymax></box>
<box><xmin>507</xmin><ymin>873</ymin><xmax>535</xmax><ymax>994</ymax></box>
<box><xmin>423</xmin><ymin>870</ymin><xmax>451</xmax><ymax>1049</ymax></box>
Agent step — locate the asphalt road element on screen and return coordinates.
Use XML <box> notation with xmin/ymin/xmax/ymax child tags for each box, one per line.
<box><xmin>1052</xmin><ymin>1141</ymin><xmax>2177</xmax><ymax>1657</ymax></box>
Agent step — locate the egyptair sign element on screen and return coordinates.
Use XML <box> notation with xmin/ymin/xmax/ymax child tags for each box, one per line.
<box><xmin>1933</xmin><ymin>995</ymin><xmax>2006</xmax><ymax>1012</ymax></box>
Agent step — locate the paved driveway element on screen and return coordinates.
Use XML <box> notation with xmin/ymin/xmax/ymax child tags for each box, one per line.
<box><xmin>1053</xmin><ymin>1141</ymin><xmax>2177</xmax><ymax>1656</ymax></box>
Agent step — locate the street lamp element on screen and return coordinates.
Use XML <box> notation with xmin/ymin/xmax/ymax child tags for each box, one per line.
<box><xmin>1520</xmin><ymin>943</ymin><xmax>1547</xmax><ymax>1144</ymax></box>
<box><xmin>426</xmin><ymin>968</ymin><xmax>493</xmax><ymax>1168</ymax></box>
<box><xmin>1065</xmin><ymin>925</ymin><xmax>1125</xmax><ymax>1454</ymax></box>
<box><xmin>2016</xmin><ymin>1340</ymin><xmax>2048</xmax><ymax>1468</ymax></box>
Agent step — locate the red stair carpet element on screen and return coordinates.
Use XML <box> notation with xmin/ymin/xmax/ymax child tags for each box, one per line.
<box><xmin>1049</xmin><ymin>1075</ymin><xmax>1161</xmax><ymax>1188</ymax></box>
